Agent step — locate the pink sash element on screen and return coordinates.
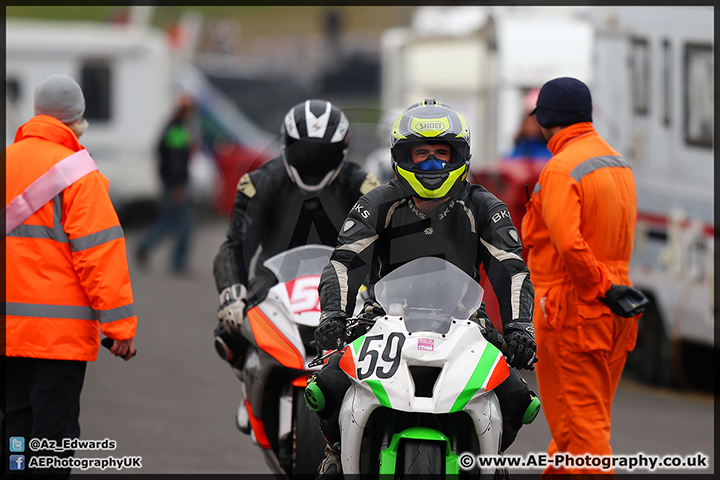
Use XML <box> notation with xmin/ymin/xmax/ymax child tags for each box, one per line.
<box><xmin>4</xmin><ymin>149</ymin><xmax>98</xmax><ymax>236</ymax></box>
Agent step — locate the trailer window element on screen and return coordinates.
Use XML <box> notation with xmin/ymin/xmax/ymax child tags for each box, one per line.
<box><xmin>81</xmin><ymin>62</ymin><xmax>111</xmax><ymax>122</ymax></box>
<box><xmin>683</xmin><ymin>43</ymin><xmax>713</xmax><ymax>148</ymax></box>
<box><xmin>661</xmin><ymin>39</ymin><xmax>671</xmax><ymax>127</ymax></box>
<box><xmin>6</xmin><ymin>78</ymin><xmax>20</xmax><ymax>104</ymax></box>
<box><xmin>629</xmin><ymin>37</ymin><xmax>650</xmax><ymax>116</ymax></box>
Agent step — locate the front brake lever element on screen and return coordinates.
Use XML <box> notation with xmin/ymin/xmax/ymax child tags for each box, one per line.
<box><xmin>308</xmin><ymin>348</ymin><xmax>342</xmax><ymax>368</ymax></box>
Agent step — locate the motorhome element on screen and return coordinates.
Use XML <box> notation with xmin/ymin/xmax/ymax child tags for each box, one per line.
<box><xmin>587</xmin><ymin>6</ymin><xmax>714</xmax><ymax>388</ymax></box>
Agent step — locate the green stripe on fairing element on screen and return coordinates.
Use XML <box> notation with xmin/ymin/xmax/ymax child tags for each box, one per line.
<box><xmin>366</xmin><ymin>379</ymin><xmax>392</xmax><ymax>408</ymax></box>
<box><xmin>351</xmin><ymin>335</ymin><xmax>364</xmax><ymax>355</ymax></box>
<box><xmin>450</xmin><ymin>344</ymin><xmax>500</xmax><ymax>412</ymax></box>
<box><xmin>351</xmin><ymin>335</ymin><xmax>391</xmax><ymax>407</ymax></box>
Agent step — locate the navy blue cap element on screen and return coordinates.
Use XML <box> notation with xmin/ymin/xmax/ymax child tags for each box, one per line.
<box><xmin>529</xmin><ymin>77</ymin><xmax>592</xmax><ymax>128</ymax></box>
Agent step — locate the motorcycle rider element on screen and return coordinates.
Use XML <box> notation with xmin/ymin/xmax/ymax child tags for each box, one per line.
<box><xmin>212</xmin><ymin>99</ymin><xmax>380</xmax><ymax>432</ymax></box>
<box><xmin>306</xmin><ymin>100</ymin><xmax>540</xmax><ymax>479</ymax></box>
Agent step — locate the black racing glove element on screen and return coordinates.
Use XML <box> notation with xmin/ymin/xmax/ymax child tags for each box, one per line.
<box><xmin>503</xmin><ymin>321</ymin><xmax>538</xmax><ymax>370</ymax></box>
<box><xmin>314</xmin><ymin>311</ymin><xmax>347</xmax><ymax>351</ymax></box>
<box><xmin>602</xmin><ymin>284</ymin><xmax>648</xmax><ymax>317</ymax></box>
<box><xmin>359</xmin><ymin>300</ymin><xmax>385</xmax><ymax>320</ymax></box>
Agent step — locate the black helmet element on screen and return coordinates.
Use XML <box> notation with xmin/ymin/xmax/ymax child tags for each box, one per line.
<box><xmin>281</xmin><ymin>99</ymin><xmax>350</xmax><ymax>191</ymax></box>
<box><xmin>390</xmin><ymin>99</ymin><xmax>471</xmax><ymax>199</ymax></box>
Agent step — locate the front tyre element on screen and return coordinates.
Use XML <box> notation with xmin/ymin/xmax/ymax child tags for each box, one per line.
<box><xmin>399</xmin><ymin>439</ymin><xmax>444</xmax><ymax>478</ymax></box>
<box><xmin>293</xmin><ymin>387</ymin><xmax>327</xmax><ymax>476</ymax></box>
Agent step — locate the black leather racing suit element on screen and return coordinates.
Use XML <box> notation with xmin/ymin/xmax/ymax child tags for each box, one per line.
<box><xmin>313</xmin><ymin>179</ymin><xmax>536</xmax><ymax>451</ymax></box>
<box><xmin>212</xmin><ymin>156</ymin><xmax>380</xmax><ymax>304</ymax></box>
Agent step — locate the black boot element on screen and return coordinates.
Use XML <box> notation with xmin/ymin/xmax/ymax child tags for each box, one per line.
<box><xmin>316</xmin><ymin>442</ymin><xmax>342</xmax><ymax>480</ymax></box>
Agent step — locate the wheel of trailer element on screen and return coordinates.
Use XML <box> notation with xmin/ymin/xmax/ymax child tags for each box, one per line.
<box><xmin>292</xmin><ymin>387</ymin><xmax>327</xmax><ymax>477</ymax></box>
<box><xmin>399</xmin><ymin>439</ymin><xmax>444</xmax><ymax>478</ymax></box>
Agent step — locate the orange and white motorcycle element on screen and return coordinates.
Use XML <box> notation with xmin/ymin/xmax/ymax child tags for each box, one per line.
<box><xmin>216</xmin><ymin>245</ymin><xmax>334</xmax><ymax>477</ymax></box>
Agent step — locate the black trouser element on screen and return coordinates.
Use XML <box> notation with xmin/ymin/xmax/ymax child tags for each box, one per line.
<box><xmin>312</xmin><ymin>350</ymin><xmax>531</xmax><ymax>450</ymax></box>
<box><xmin>2</xmin><ymin>356</ymin><xmax>87</xmax><ymax>477</ymax></box>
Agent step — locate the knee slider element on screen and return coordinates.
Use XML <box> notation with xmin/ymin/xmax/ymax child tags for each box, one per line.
<box><xmin>522</xmin><ymin>390</ymin><xmax>541</xmax><ymax>425</ymax></box>
<box><xmin>304</xmin><ymin>373</ymin><xmax>326</xmax><ymax>412</ymax></box>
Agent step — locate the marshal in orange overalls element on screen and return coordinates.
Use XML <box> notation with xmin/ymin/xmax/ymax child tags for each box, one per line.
<box><xmin>522</xmin><ymin>122</ymin><xmax>638</xmax><ymax>476</ymax></box>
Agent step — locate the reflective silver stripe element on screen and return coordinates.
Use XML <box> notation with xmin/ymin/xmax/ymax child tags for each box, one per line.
<box><xmin>337</xmin><ymin>234</ymin><xmax>379</xmax><ymax>255</ymax></box>
<box><xmin>6</xmin><ymin>302</ymin><xmax>135</xmax><ymax>323</ymax></box>
<box><xmin>570</xmin><ymin>155</ymin><xmax>629</xmax><ymax>182</ymax></box>
<box><xmin>70</xmin><ymin>225</ymin><xmax>124</xmax><ymax>252</ymax></box>
<box><xmin>6</xmin><ymin>224</ymin><xmax>69</xmax><ymax>242</ymax></box>
<box><xmin>6</xmin><ymin>195</ymin><xmax>69</xmax><ymax>242</ymax></box>
<box><xmin>6</xmin><ymin>302</ymin><xmax>95</xmax><ymax>320</ymax></box>
<box><xmin>385</xmin><ymin>199</ymin><xmax>406</xmax><ymax>228</ymax></box>
<box><xmin>533</xmin><ymin>183</ymin><xmax>541</xmax><ymax>194</ymax></box>
<box><xmin>510</xmin><ymin>272</ymin><xmax>528</xmax><ymax>320</ymax></box>
<box><xmin>330</xmin><ymin>260</ymin><xmax>350</xmax><ymax>313</ymax></box>
<box><xmin>455</xmin><ymin>200</ymin><xmax>476</xmax><ymax>234</ymax></box>
<box><xmin>97</xmin><ymin>304</ymin><xmax>136</xmax><ymax>323</ymax></box>
<box><xmin>480</xmin><ymin>238</ymin><xmax>523</xmax><ymax>263</ymax></box>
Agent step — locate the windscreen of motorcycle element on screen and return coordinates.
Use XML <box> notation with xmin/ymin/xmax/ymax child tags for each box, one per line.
<box><xmin>374</xmin><ymin>257</ymin><xmax>484</xmax><ymax>334</ymax></box>
<box><xmin>263</xmin><ymin>245</ymin><xmax>335</xmax><ymax>283</ymax></box>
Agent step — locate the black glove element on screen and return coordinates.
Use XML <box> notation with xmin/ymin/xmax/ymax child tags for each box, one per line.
<box><xmin>314</xmin><ymin>311</ymin><xmax>347</xmax><ymax>350</ymax></box>
<box><xmin>359</xmin><ymin>300</ymin><xmax>385</xmax><ymax>320</ymax></box>
<box><xmin>504</xmin><ymin>321</ymin><xmax>538</xmax><ymax>370</ymax></box>
<box><xmin>602</xmin><ymin>284</ymin><xmax>649</xmax><ymax>317</ymax></box>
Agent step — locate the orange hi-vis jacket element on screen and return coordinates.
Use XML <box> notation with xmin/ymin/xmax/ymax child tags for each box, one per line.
<box><xmin>4</xmin><ymin>115</ymin><xmax>137</xmax><ymax>361</ymax></box>
<box><xmin>522</xmin><ymin>122</ymin><xmax>637</xmax><ymax>305</ymax></box>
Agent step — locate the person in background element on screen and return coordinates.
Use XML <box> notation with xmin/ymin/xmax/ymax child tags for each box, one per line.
<box><xmin>3</xmin><ymin>74</ymin><xmax>137</xmax><ymax>477</ymax></box>
<box><xmin>136</xmin><ymin>93</ymin><xmax>198</xmax><ymax>274</ymax></box>
<box><xmin>505</xmin><ymin>88</ymin><xmax>551</xmax><ymax>161</ymax></box>
<box><xmin>522</xmin><ymin>77</ymin><xmax>647</xmax><ymax>477</ymax></box>
<box><xmin>211</xmin><ymin>99</ymin><xmax>380</xmax><ymax>433</ymax></box>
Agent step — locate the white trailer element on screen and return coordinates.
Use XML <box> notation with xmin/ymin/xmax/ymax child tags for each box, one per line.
<box><xmin>587</xmin><ymin>6</ymin><xmax>714</xmax><ymax>388</ymax></box>
<box><xmin>377</xmin><ymin>6</ymin><xmax>594</xmax><ymax>168</ymax></box>
<box><xmin>6</xmin><ymin>19</ymin><xmax>176</xmax><ymax>212</ymax></box>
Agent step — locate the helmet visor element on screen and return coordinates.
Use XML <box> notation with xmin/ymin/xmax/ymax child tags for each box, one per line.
<box><xmin>284</xmin><ymin>138</ymin><xmax>346</xmax><ymax>185</ymax></box>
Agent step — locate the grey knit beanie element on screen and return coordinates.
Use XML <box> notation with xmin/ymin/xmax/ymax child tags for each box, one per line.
<box><xmin>34</xmin><ymin>74</ymin><xmax>86</xmax><ymax>124</ymax></box>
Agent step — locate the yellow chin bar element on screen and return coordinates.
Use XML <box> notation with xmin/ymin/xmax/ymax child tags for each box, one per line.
<box><xmin>396</xmin><ymin>166</ymin><xmax>467</xmax><ymax>199</ymax></box>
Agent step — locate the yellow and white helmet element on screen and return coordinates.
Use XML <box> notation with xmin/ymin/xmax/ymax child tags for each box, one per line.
<box><xmin>390</xmin><ymin>99</ymin><xmax>471</xmax><ymax>199</ymax></box>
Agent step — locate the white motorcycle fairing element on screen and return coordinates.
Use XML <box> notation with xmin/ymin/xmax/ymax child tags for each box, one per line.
<box><xmin>334</xmin><ymin>256</ymin><xmax>510</xmax><ymax>476</ymax></box>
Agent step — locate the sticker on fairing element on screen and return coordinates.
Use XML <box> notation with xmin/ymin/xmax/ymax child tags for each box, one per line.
<box><xmin>417</xmin><ymin>338</ymin><xmax>434</xmax><ymax>351</ymax></box>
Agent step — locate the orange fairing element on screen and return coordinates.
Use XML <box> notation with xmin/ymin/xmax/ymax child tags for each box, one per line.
<box><xmin>246</xmin><ymin>306</ymin><xmax>304</xmax><ymax>370</ymax></box>
<box><xmin>338</xmin><ymin>347</ymin><xmax>357</xmax><ymax>379</ymax></box>
<box><xmin>292</xmin><ymin>374</ymin><xmax>311</xmax><ymax>387</ymax></box>
<box><xmin>485</xmin><ymin>357</ymin><xmax>509</xmax><ymax>392</ymax></box>
<box><xmin>246</xmin><ymin>401</ymin><xmax>271</xmax><ymax>449</ymax></box>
